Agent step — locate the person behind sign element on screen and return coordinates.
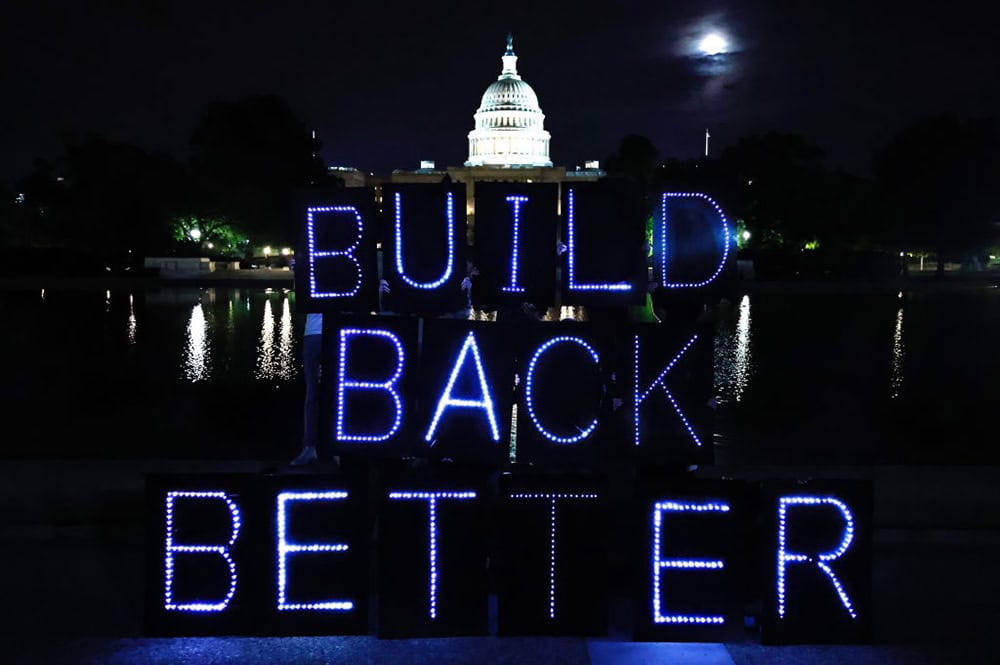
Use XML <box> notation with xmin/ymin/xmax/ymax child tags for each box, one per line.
<box><xmin>290</xmin><ymin>311</ymin><xmax>328</xmax><ymax>466</ymax></box>
<box><xmin>290</xmin><ymin>276</ymin><xmax>393</xmax><ymax>467</ymax></box>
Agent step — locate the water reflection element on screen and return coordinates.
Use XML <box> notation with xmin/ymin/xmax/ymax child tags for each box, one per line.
<box><xmin>890</xmin><ymin>304</ymin><xmax>905</xmax><ymax>399</ymax></box>
<box><xmin>715</xmin><ymin>294</ymin><xmax>753</xmax><ymax>402</ymax></box>
<box><xmin>128</xmin><ymin>293</ymin><xmax>137</xmax><ymax>345</ymax></box>
<box><xmin>278</xmin><ymin>296</ymin><xmax>295</xmax><ymax>379</ymax></box>
<box><xmin>255</xmin><ymin>293</ymin><xmax>297</xmax><ymax>381</ymax></box>
<box><xmin>183</xmin><ymin>303</ymin><xmax>211</xmax><ymax>382</ymax></box>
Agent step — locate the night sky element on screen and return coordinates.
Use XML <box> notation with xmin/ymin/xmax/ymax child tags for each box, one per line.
<box><xmin>2</xmin><ymin>0</ymin><xmax>997</xmax><ymax>186</ymax></box>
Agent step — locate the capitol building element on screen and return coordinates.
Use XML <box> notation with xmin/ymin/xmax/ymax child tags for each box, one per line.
<box><xmin>331</xmin><ymin>35</ymin><xmax>604</xmax><ymax>226</ymax></box>
<box><xmin>465</xmin><ymin>34</ymin><xmax>553</xmax><ymax>168</ymax></box>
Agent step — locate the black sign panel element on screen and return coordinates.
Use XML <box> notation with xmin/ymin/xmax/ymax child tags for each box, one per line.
<box><xmin>616</xmin><ymin>322</ymin><xmax>714</xmax><ymax>466</ymax></box>
<box><xmin>295</xmin><ymin>188</ymin><xmax>380</xmax><ymax>313</ymax></box>
<box><xmin>145</xmin><ymin>473</ymin><xmax>369</xmax><ymax>637</ymax></box>
<box><xmin>259</xmin><ymin>474</ymin><xmax>369</xmax><ymax>636</ymax></box>
<box><xmin>471</xmin><ymin>182</ymin><xmax>558</xmax><ymax>309</ymax></box>
<box><xmin>651</xmin><ymin>192</ymin><xmax>734</xmax><ymax>295</ymax></box>
<box><xmin>512</xmin><ymin>323</ymin><xmax>613</xmax><ymax>469</ymax></box>
<box><xmin>381</xmin><ymin>183</ymin><xmax>468</xmax><ymax>314</ymax></box>
<box><xmin>633</xmin><ymin>479</ymin><xmax>752</xmax><ymax>642</ymax></box>
<box><xmin>320</xmin><ymin>314</ymin><xmax>421</xmax><ymax>459</ymax></box>
<box><xmin>495</xmin><ymin>473</ymin><xmax>609</xmax><ymax>636</ymax></box>
<box><xmin>416</xmin><ymin>319</ymin><xmax>515</xmax><ymax>466</ymax></box>
<box><xmin>759</xmin><ymin>480</ymin><xmax>873</xmax><ymax>644</ymax></box>
<box><xmin>145</xmin><ymin>474</ymin><xmax>259</xmax><ymax>636</ymax></box>
<box><xmin>559</xmin><ymin>180</ymin><xmax>647</xmax><ymax>306</ymax></box>
<box><xmin>377</xmin><ymin>472</ymin><xmax>489</xmax><ymax>637</ymax></box>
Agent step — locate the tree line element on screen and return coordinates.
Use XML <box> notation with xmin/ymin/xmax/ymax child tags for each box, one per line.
<box><xmin>605</xmin><ymin>115</ymin><xmax>1000</xmax><ymax>275</ymax></box>
<box><xmin>2</xmin><ymin>96</ymin><xmax>998</xmax><ymax>277</ymax></box>
<box><xmin>0</xmin><ymin>95</ymin><xmax>334</xmax><ymax>266</ymax></box>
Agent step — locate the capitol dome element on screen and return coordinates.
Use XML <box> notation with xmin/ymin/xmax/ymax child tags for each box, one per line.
<box><xmin>466</xmin><ymin>35</ymin><xmax>552</xmax><ymax>168</ymax></box>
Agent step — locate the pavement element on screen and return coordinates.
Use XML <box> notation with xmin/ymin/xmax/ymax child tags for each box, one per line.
<box><xmin>1</xmin><ymin>459</ymin><xmax>998</xmax><ymax>664</ymax></box>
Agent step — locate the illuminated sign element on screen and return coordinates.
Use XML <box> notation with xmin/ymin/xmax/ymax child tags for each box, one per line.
<box><xmin>378</xmin><ymin>474</ymin><xmax>489</xmax><ymax>637</ymax></box>
<box><xmin>321</xmin><ymin>316</ymin><xmax>420</xmax><ymax>458</ymax></box>
<box><xmin>295</xmin><ymin>182</ymin><xmax>734</xmax><ymax>313</ymax></box>
<box><xmin>381</xmin><ymin>183</ymin><xmax>468</xmax><ymax>313</ymax></box>
<box><xmin>297</xmin><ymin>188</ymin><xmax>380</xmax><ymax>312</ymax></box>
<box><xmin>654</xmin><ymin>192</ymin><xmax>732</xmax><ymax>289</ymax></box>
<box><xmin>562</xmin><ymin>182</ymin><xmax>646</xmax><ymax>303</ymax></box>
<box><xmin>471</xmin><ymin>182</ymin><xmax>558</xmax><ymax>308</ymax></box>
<box><xmin>149</xmin><ymin>182</ymin><xmax>876</xmax><ymax>646</ymax></box>
<box><xmin>315</xmin><ymin>320</ymin><xmax>711</xmax><ymax>466</ymax></box>
<box><xmin>760</xmin><ymin>480</ymin><xmax>873</xmax><ymax>644</ymax></box>
<box><xmin>495</xmin><ymin>475</ymin><xmax>608</xmax><ymax>636</ymax></box>
<box><xmin>417</xmin><ymin>320</ymin><xmax>514</xmax><ymax>465</ymax></box>
<box><xmin>146</xmin><ymin>474</ymin><xmax>872</xmax><ymax>644</ymax></box>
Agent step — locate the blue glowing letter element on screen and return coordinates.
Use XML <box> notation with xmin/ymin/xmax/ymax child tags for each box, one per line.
<box><xmin>566</xmin><ymin>188</ymin><xmax>631</xmax><ymax>292</ymax></box>
<box><xmin>336</xmin><ymin>328</ymin><xmax>405</xmax><ymax>442</ymax></box>
<box><xmin>777</xmin><ymin>496</ymin><xmax>858</xmax><ymax>620</ymax></box>
<box><xmin>394</xmin><ymin>191</ymin><xmax>455</xmax><ymax>289</ymax></box>
<box><xmin>276</xmin><ymin>491</ymin><xmax>353</xmax><ymax>612</ymax></box>
<box><xmin>658</xmin><ymin>193</ymin><xmax>732</xmax><ymax>289</ymax></box>
<box><xmin>633</xmin><ymin>334</ymin><xmax>701</xmax><ymax>447</ymax></box>
<box><xmin>424</xmin><ymin>331</ymin><xmax>500</xmax><ymax>443</ymax></box>
<box><xmin>164</xmin><ymin>491</ymin><xmax>241</xmax><ymax>612</ymax></box>
<box><xmin>387</xmin><ymin>491</ymin><xmax>478</xmax><ymax>619</ymax></box>
<box><xmin>525</xmin><ymin>336</ymin><xmax>600</xmax><ymax>444</ymax></box>
<box><xmin>306</xmin><ymin>206</ymin><xmax>364</xmax><ymax>298</ymax></box>
<box><xmin>652</xmin><ymin>500</ymin><xmax>729</xmax><ymax>625</ymax></box>
<box><xmin>509</xmin><ymin>492</ymin><xmax>599</xmax><ymax>619</ymax></box>
<box><xmin>502</xmin><ymin>195</ymin><xmax>529</xmax><ymax>293</ymax></box>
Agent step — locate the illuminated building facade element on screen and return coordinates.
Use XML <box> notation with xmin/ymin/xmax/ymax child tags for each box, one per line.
<box><xmin>326</xmin><ymin>35</ymin><xmax>605</xmax><ymax>242</ymax></box>
<box><xmin>466</xmin><ymin>34</ymin><xmax>552</xmax><ymax>168</ymax></box>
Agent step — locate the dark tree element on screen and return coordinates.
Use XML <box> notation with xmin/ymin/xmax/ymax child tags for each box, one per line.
<box><xmin>605</xmin><ymin>134</ymin><xmax>660</xmax><ymax>185</ymax></box>
<box><xmin>874</xmin><ymin>113</ymin><xmax>1000</xmax><ymax>274</ymax></box>
<box><xmin>60</xmin><ymin>134</ymin><xmax>191</xmax><ymax>257</ymax></box>
<box><xmin>190</xmin><ymin>95</ymin><xmax>326</xmax><ymax>247</ymax></box>
<box><xmin>814</xmin><ymin>170</ymin><xmax>879</xmax><ymax>252</ymax></box>
<box><xmin>718</xmin><ymin>133</ymin><xmax>829</xmax><ymax>249</ymax></box>
<box><xmin>10</xmin><ymin>159</ymin><xmax>69</xmax><ymax>248</ymax></box>
<box><xmin>0</xmin><ymin>184</ymin><xmax>14</xmax><ymax>247</ymax></box>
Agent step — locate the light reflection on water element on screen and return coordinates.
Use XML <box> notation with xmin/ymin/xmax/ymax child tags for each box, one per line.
<box><xmin>128</xmin><ymin>293</ymin><xmax>137</xmax><ymax>345</ymax></box>
<box><xmin>183</xmin><ymin>303</ymin><xmax>210</xmax><ymax>382</ymax></box>
<box><xmin>890</xmin><ymin>304</ymin><xmax>905</xmax><ymax>399</ymax></box>
<box><xmin>715</xmin><ymin>294</ymin><xmax>753</xmax><ymax>402</ymax></box>
<box><xmin>255</xmin><ymin>292</ymin><xmax>297</xmax><ymax>381</ymax></box>
<box><xmin>41</xmin><ymin>287</ymin><xmax>924</xmax><ymax>399</ymax></box>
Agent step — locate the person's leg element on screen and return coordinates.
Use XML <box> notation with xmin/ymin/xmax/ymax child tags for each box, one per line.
<box><xmin>291</xmin><ymin>333</ymin><xmax>322</xmax><ymax>465</ymax></box>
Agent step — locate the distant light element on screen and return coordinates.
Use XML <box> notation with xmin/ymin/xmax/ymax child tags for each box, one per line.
<box><xmin>584</xmin><ymin>160</ymin><xmax>601</xmax><ymax>169</ymax></box>
<box><xmin>206</xmin><ymin>242</ymin><xmax>214</xmax><ymax>249</ymax></box>
<box><xmin>190</xmin><ymin>228</ymin><xmax>202</xmax><ymax>241</ymax></box>
<box><xmin>742</xmin><ymin>230</ymin><xmax>751</xmax><ymax>241</ymax></box>
<box><xmin>699</xmin><ymin>33</ymin><xmax>728</xmax><ymax>56</ymax></box>
<box><xmin>263</xmin><ymin>246</ymin><xmax>272</xmax><ymax>257</ymax></box>
<box><xmin>420</xmin><ymin>160</ymin><xmax>436</xmax><ymax>169</ymax></box>
<box><xmin>899</xmin><ymin>251</ymin><xmax>905</xmax><ymax>257</ymax></box>
<box><xmin>280</xmin><ymin>247</ymin><xmax>291</xmax><ymax>256</ymax></box>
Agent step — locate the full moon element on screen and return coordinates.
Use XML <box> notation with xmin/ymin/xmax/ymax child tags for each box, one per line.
<box><xmin>698</xmin><ymin>32</ymin><xmax>728</xmax><ymax>56</ymax></box>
